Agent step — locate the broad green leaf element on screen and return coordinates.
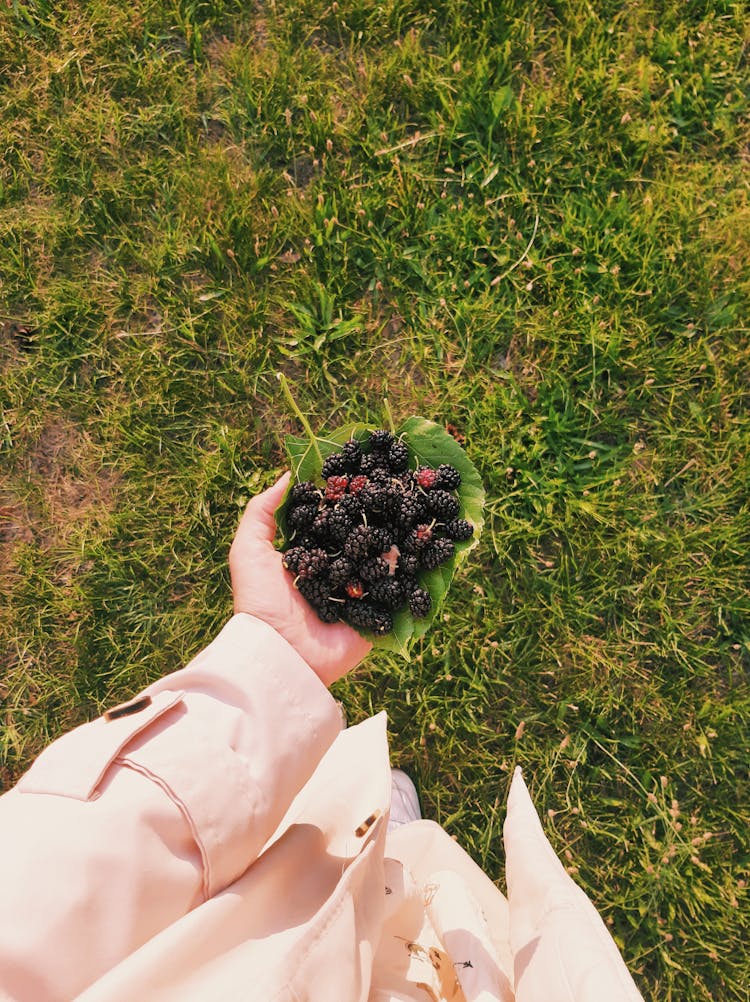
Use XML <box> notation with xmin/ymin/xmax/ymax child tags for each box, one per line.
<box><xmin>275</xmin><ymin>418</ymin><xmax>485</xmax><ymax>659</ymax></box>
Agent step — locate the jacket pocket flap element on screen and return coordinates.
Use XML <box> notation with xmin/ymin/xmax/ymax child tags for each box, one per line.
<box><xmin>17</xmin><ymin>689</ymin><xmax>185</xmax><ymax>801</ymax></box>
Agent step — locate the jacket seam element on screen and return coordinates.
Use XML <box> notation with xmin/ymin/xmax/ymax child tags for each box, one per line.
<box><xmin>116</xmin><ymin>757</ymin><xmax>211</xmax><ymax>902</ymax></box>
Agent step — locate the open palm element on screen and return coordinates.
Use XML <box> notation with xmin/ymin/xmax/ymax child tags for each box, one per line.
<box><xmin>229</xmin><ymin>472</ymin><xmax>372</xmax><ymax>686</ymax></box>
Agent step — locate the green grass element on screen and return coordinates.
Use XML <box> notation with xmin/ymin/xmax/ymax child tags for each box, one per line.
<box><xmin>1</xmin><ymin>0</ymin><xmax>749</xmax><ymax>997</ymax></box>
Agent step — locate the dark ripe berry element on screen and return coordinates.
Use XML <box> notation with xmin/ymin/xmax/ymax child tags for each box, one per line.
<box><xmin>405</xmin><ymin>524</ymin><xmax>433</xmax><ymax>551</ymax></box>
<box><xmin>401</xmin><ymin>573</ymin><xmax>419</xmax><ymax>596</ymax></box>
<box><xmin>427</xmin><ymin>490</ymin><xmax>460</xmax><ymax>521</ymax></box>
<box><xmin>380</xmin><ymin>485</ymin><xmax>403</xmax><ymax>516</ymax></box>
<box><xmin>297</xmin><ymin>548</ymin><xmax>330</xmax><ymax>578</ymax></box>
<box><xmin>329</xmin><ymin>556</ymin><xmax>355</xmax><ymax>588</ymax></box>
<box><xmin>325</xmin><ymin>475</ymin><xmax>349</xmax><ymax>501</ymax></box>
<box><xmin>399</xmin><ymin>552</ymin><xmax>419</xmax><ymax>575</ymax></box>
<box><xmin>288</xmin><ymin>504</ymin><xmax>319</xmax><ymax>532</ymax></box>
<box><xmin>398</xmin><ymin>494</ymin><xmax>425</xmax><ymax>528</ymax></box>
<box><xmin>369</xmin><ymin>577</ymin><xmax>406</xmax><ymax>610</ymax></box>
<box><xmin>321</xmin><ymin>452</ymin><xmax>348</xmax><ymax>479</ymax></box>
<box><xmin>282</xmin><ymin>546</ymin><xmax>306</xmax><ymax>573</ymax></box>
<box><xmin>315</xmin><ymin>601</ymin><xmax>341</xmax><ymax>625</ymax></box>
<box><xmin>359</xmin><ymin>483</ymin><xmax>386</xmax><ymax>513</ymax></box>
<box><xmin>311</xmin><ymin>508</ymin><xmax>333</xmax><ymax>540</ymax></box>
<box><xmin>341</xmin><ymin>439</ymin><xmax>363</xmax><ymax>471</ymax></box>
<box><xmin>327</xmin><ymin>507</ymin><xmax>353</xmax><ymax>543</ymax></box>
<box><xmin>337</xmin><ymin>494</ymin><xmax>363</xmax><ymax>520</ymax></box>
<box><xmin>345</xmin><ymin>600</ymin><xmax>392</xmax><ymax>636</ymax></box>
<box><xmin>369</xmin><ymin>527</ymin><xmax>393</xmax><ymax>554</ymax></box>
<box><xmin>360</xmin><ymin>453</ymin><xmax>388</xmax><ymax>477</ymax></box>
<box><xmin>291</xmin><ymin>481</ymin><xmax>321</xmax><ymax>505</ymax></box>
<box><xmin>420</xmin><ymin>538</ymin><xmax>454</xmax><ymax>570</ymax></box>
<box><xmin>436</xmin><ymin>464</ymin><xmax>461</xmax><ymax>490</ymax></box>
<box><xmin>344</xmin><ymin>525</ymin><xmax>373</xmax><ymax>561</ymax></box>
<box><xmin>369</xmin><ymin>429</ymin><xmax>394</xmax><ymax>452</ymax></box>
<box><xmin>445</xmin><ymin>519</ymin><xmax>474</xmax><ymax>541</ymax></box>
<box><xmin>408</xmin><ymin>588</ymin><xmax>432</xmax><ymax>618</ymax></box>
<box><xmin>415</xmin><ymin>466</ymin><xmax>439</xmax><ymax>489</ymax></box>
<box><xmin>298</xmin><ymin>577</ymin><xmax>331</xmax><ymax>606</ymax></box>
<box><xmin>387</xmin><ymin>440</ymin><xmax>409</xmax><ymax>472</ymax></box>
<box><xmin>345</xmin><ymin>581</ymin><xmax>365</xmax><ymax>599</ymax></box>
<box><xmin>360</xmin><ymin>556</ymin><xmax>390</xmax><ymax>582</ymax></box>
<box><xmin>349</xmin><ymin>474</ymin><xmax>369</xmax><ymax>494</ymax></box>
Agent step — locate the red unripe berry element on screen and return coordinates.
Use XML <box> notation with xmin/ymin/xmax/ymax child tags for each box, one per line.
<box><xmin>345</xmin><ymin>581</ymin><xmax>365</xmax><ymax>599</ymax></box>
<box><xmin>415</xmin><ymin>466</ymin><xmax>438</xmax><ymax>489</ymax></box>
<box><xmin>325</xmin><ymin>475</ymin><xmax>349</xmax><ymax>500</ymax></box>
<box><xmin>349</xmin><ymin>475</ymin><xmax>369</xmax><ymax>494</ymax></box>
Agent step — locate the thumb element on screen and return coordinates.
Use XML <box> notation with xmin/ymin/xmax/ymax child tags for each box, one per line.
<box><xmin>238</xmin><ymin>471</ymin><xmax>291</xmax><ymax>545</ymax></box>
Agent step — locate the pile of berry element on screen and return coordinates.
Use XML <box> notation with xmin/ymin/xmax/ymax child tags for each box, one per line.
<box><xmin>281</xmin><ymin>429</ymin><xmax>473</xmax><ymax>636</ymax></box>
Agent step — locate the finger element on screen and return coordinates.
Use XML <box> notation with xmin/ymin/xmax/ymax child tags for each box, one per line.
<box><xmin>239</xmin><ymin>471</ymin><xmax>291</xmax><ymax>544</ymax></box>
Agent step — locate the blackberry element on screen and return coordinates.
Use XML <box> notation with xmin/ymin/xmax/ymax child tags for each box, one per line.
<box><xmin>404</xmin><ymin>524</ymin><xmax>433</xmax><ymax>551</ymax></box>
<box><xmin>288</xmin><ymin>504</ymin><xmax>319</xmax><ymax>533</ymax></box>
<box><xmin>344</xmin><ymin>525</ymin><xmax>373</xmax><ymax>561</ymax></box>
<box><xmin>298</xmin><ymin>577</ymin><xmax>331</xmax><ymax>606</ymax></box>
<box><xmin>427</xmin><ymin>490</ymin><xmax>460</xmax><ymax>521</ymax></box>
<box><xmin>329</xmin><ymin>556</ymin><xmax>355</xmax><ymax>588</ymax></box>
<box><xmin>315</xmin><ymin>600</ymin><xmax>341</xmax><ymax>625</ymax></box>
<box><xmin>400</xmin><ymin>573</ymin><xmax>420</xmax><ymax>596</ymax></box>
<box><xmin>398</xmin><ymin>494</ymin><xmax>425</xmax><ymax>528</ymax></box>
<box><xmin>369</xmin><ymin>527</ymin><xmax>393</xmax><ymax>554</ymax></box>
<box><xmin>369</xmin><ymin>577</ymin><xmax>406</xmax><ymax>610</ymax></box>
<box><xmin>341</xmin><ymin>439</ymin><xmax>362</xmax><ymax>471</ymax></box>
<box><xmin>345</xmin><ymin>601</ymin><xmax>392</xmax><ymax>636</ymax></box>
<box><xmin>445</xmin><ymin>519</ymin><xmax>474</xmax><ymax>541</ymax></box>
<box><xmin>398</xmin><ymin>551</ymin><xmax>419</xmax><ymax>575</ymax></box>
<box><xmin>408</xmin><ymin>588</ymin><xmax>432</xmax><ymax>618</ymax></box>
<box><xmin>311</xmin><ymin>509</ymin><xmax>333</xmax><ymax>540</ymax></box>
<box><xmin>415</xmin><ymin>466</ymin><xmax>439</xmax><ymax>490</ymax></box>
<box><xmin>359</xmin><ymin>483</ymin><xmax>386</xmax><ymax>514</ymax></box>
<box><xmin>387</xmin><ymin>440</ymin><xmax>409</xmax><ymax>472</ymax></box>
<box><xmin>327</xmin><ymin>507</ymin><xmax>353</xmax><ymax>543</ymax></box>
<box><xmin>380</xmin><ymin>485</ymin><xmax>403</xmax><ymax>516</ymax></box>
<box><xmin>359</xmin><ymin>556</ymin><xmax>390</xmax><ymax>582</ymax></box>
<box><xmin>297</xmin><ymin>547</ymin><xmax>330</xmax><ymax>578</ymax></box>
<box><xmin>337</xmin><ymin>494</ymin><xmax>363</xmax><ymax>520</ymax></box>
<box><xmin>360</xmin><ymin>453</ymin><xmax>388</xmax><ymax>477</ymax></box>
<box><xmin>436</xmin><ymin>464</ymin><xmax>461</xmax><ymax>490</ymax></box>
<box><xmin>290</xmin><ymin>481</ymin><xmax>321</xmax><ymax>505</ymax></box>
<box><xmin>420</xmin><ymin>538</ymin><xmax>454</xmax><ymax>570</ymax></box>
<box><xmin>282</xmin><ymin>546</ymin><xmax>306</xmax><ymax>574</ymax></box>
<box><xmin>321</xmin><ymin>452</ymin><xmax>348</xmax><ymax>478</ymax></box>
<box><xmin>369</xmin><ymin>429</ymin><xmax>394</xmax><ymax>452</ymax></box>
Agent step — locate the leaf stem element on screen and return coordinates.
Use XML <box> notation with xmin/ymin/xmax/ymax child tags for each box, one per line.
<box><xmin>277</xmin><ymin>372</ymin><xmax>323</xmax><ymax>467</ymax></box>
<box><xmin>383</xmin><ymin>397</ymin><xmax>396</xmax><ymax>435</ymax></box>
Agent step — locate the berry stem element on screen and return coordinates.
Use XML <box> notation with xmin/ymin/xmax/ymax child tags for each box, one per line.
<box><xmin>382</xmin><ymin>397</ymin><xmax>396</xmax><ymax>435</ymax></box>
<box><xmin>277</xmin><ymin>371</ymin><xmax>324</xmax><ymax>468</ymax></box>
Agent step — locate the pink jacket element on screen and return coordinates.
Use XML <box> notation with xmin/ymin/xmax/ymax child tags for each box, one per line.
<box><xmin>0</xmin><ymin>615</ymin><xmax>644</xmax><ymax>1001</ymax></box>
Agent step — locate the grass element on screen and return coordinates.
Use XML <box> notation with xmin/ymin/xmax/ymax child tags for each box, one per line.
<box><xmin>1</xmin><ymin>0</ymin><xmax>749</xmax><ymax>997</ymax></box>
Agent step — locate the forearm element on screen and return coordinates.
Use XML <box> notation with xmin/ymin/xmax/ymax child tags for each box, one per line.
<box><xmin>0</xmin><ymin>614</ymin><xmax>342</xmax><ymax>1001</ymax></box>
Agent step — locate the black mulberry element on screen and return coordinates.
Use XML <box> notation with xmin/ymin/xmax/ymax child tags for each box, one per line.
<box><xmin>321</xmin><ymin>452</ymin><xmax>348</xmax><ymax>478</ymax></box>
<box><xmin>420</xmin><ymin>538</ymin><xmax>454</xmax><ymax>570</ymax></box>
<box><xmin>427</xmin><ymin>490</ymin><xmax>460</xmax><ymax>521</ymax></box>
<box><xmin>445</xmin><ymin>519</ymin><xmax>474</xmax><ymax>541</ymax></box>
<box><xmin>436</xmin><ymin>464</ymin><xmax>461</xmax><ymax>490</ymax></box>
<box><xmin>408</xmin><ymin>588</ymin><xmax>432</xmax><ymax>618</ymax></box>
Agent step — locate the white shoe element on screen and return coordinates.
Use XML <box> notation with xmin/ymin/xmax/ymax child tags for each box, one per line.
<box><xmin>388</xmin><ymin>769</ymin><xmax>422</xmax><ymax>831</ymax></box>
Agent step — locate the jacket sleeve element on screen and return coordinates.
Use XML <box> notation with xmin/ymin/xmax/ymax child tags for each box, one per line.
<box><xmin>0</xmin><ymin>614</ymin><xmax>343</xmax><ymax>1002</ymax></box>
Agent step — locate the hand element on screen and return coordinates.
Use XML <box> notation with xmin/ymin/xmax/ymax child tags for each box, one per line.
<box><xmin>229</xmin><ymin>472</ymin><xmax>372</xmax><ymax>686</ymax></box>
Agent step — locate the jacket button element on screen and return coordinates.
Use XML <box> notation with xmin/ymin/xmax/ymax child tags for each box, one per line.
<box><xmin>104</xmin><ymin>694</ymin><xmax>152</xmax><ymax>722</ymax></box>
